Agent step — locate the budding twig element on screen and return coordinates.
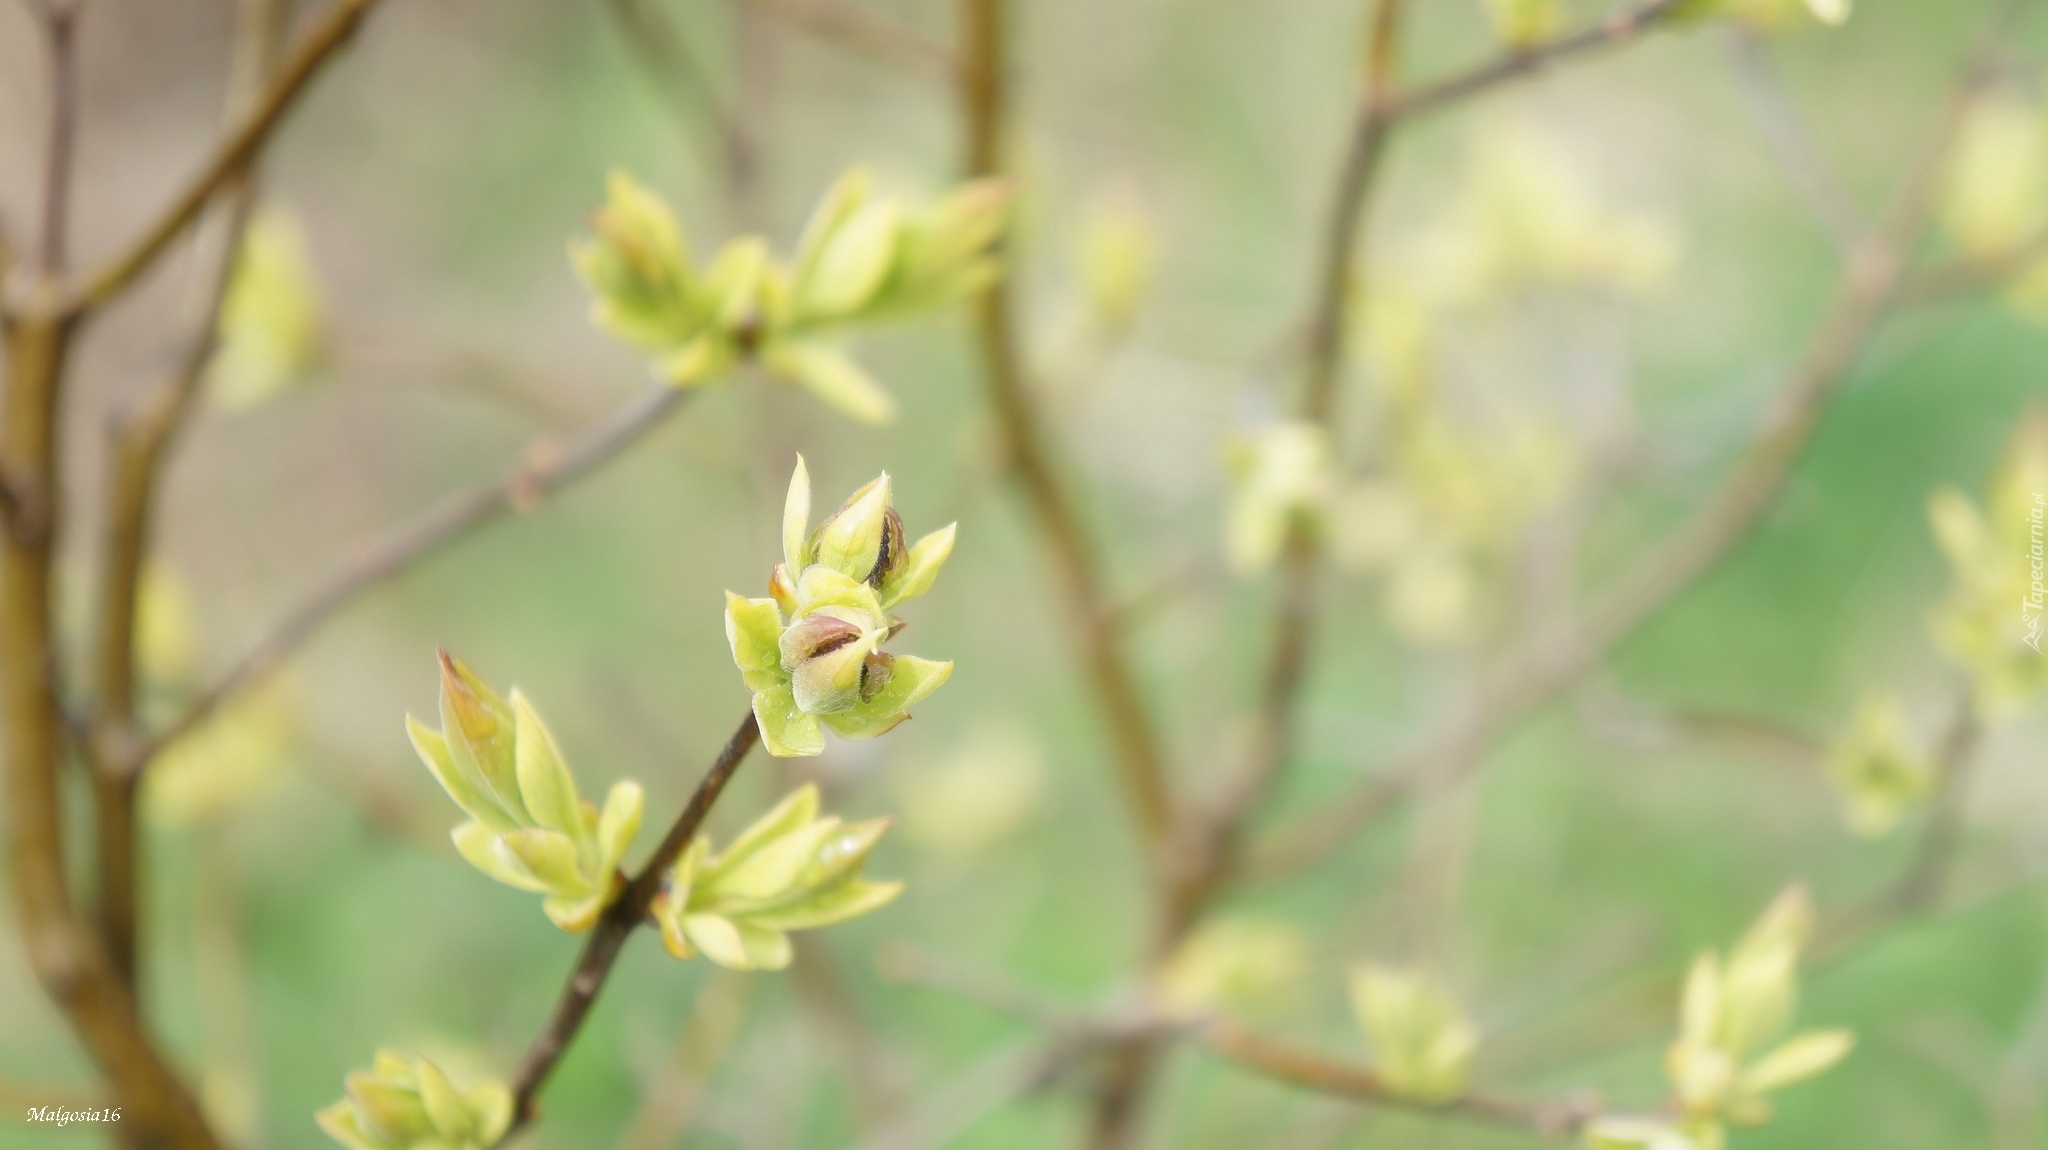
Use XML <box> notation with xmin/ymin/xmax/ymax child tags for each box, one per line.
<box><xmin>743</xmin><ymin>0</ymin><xmax>961</xmax><ymax>86</ymax></box>
<box><xmin>1245</xmin><ymin>0</ymin><xmax>2034</xmax><ymax>885</ymax></box>
<box><xmin>144</xmin><ymin>384</ymin><xmax>691</xmax><ymax>765</ymax></box>
<box><xmin>502</xmin><ymin>709</ymin><xmax>762</xmax><ymax>1139</ymax></box>
<box><xmin>69</xmin><ymin>0</ymin><xmax>394</xmax><ymax>316</ymax></box>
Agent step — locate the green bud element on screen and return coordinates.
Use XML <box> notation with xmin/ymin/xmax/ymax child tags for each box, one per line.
<box><xmin>408</xmin><ymin>654</ymin><xmax>643</xmax><ymax>931</ymax></box>
<box><xmin>571</xmin><ymin>170</ymin><xmax>698</xmax><ymax>351</ymax></box>
<box><xmin>813</xmin><ymin>473</ymin><xmax>895</xmax><ymax>584</ymax></box>
<box><xmin>652</xmin><ymin>784</ymin><xmax>902</xmax><ymax>970</ymax></box>
<box><xmin>795</xmin><ymin>197</ymin><xmax>902</xmax><ymax>320</ymax></box>
<box><xmin>1825</xmin><ymin>695</ymin><xmax>1934</xmax><ymax>837</ymax></box>
<box><xmin>1348</xmin><ymin>965</ymin><xmax>1479</xmax><ymax>1104</ymax></box>
<box><xmin>317</xmin><ymin>1052</ymin><xmax>511</xmax><ymax>1150</ymax></box>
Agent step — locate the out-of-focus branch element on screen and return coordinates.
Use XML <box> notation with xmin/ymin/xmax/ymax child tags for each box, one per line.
<box><xmin>1898</xmin><ymin>231</ymin><xmax>2048</xmax><ymax>304</ymax></box>
<box><xmin>1197</xmin><ymin>1021</ymin><xmax>1600</xmax><ymax>1138</ymax></box>
<box><xmin>90</xmin><ymin>0</ymin><xmax>292</xmax><ymax>997</ymax></box>
<box><xmin>142</xmin><ymin>384</ymin><xmax>690</xmax><ymax>764</ymax></box>
<box><xmin>1726</xmin><ymin>26</ymin><xmax>1866</xmax><ymax>251</ymax></box>
<box><xmin>501</xmin><ymin>710</ymin><xmax>762</xmax><ymax>1139</ymax></box>
<box><xmin>69</xmin><ymin>0</ymin><xmax>394</xmax><ymax>316</ymax></box>
<box><xmin>958</xmin><ymin>0</ymin><xmax>1177</xmax><ymax>859</ymax></box>
<box><xmin>615</xmin><ymin>967</ymin><xmax>758</xmax><ymax>1150</ymax></box>
<box><xmin>1244</xmin><ymin>1</ymin><xmax>2029</xmax><ymax>884</ymax></box>
<box><xmin>1</xmin><ymin>28</ymin><xmax>219</xmax><ymax>1150</ymax></box>
<box><xmin>35</xmin><ymin>0</ymin><xmax>80</xmax><ymax>278</ymax></box>
<box><xmin>1378</xmin><ymin>0</ymin><xmax>1690</xmax><ymax>122</ymax></box>
<box><xmin>744</xmin><ymin>0</ymin><xmax>959</xmax><ymax>86</ymax></box>
<box><xmin>1881</xmin><ymin>697</ymin><xmax>1982</xmax><ymax>914</ymax></box>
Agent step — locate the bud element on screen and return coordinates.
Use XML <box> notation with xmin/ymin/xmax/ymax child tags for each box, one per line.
<box><xmin>209</xmin><ymin>203</ymin><xmax>325</xmax><ymax>411</ymax></box>
<box><xmin>1825</xmin><ymin>695</ymin><xmax>1934</xmax><ymax>837</ymax></box>
<box><xmin>727</xmin><ymin>460</ymin><xmax>956</xmax><ymax>757</ymax></box>
<box><xmin>1663</xmin><ymin>886</ymin><xmax>1851</xmax><ymax>1129</ymax></box>
<box><xmin>1927</xmin><ymin>410</ymin><xmax>2048</xmax><ymax>713</ymax></box>
<box><xmin>408</xmin><ymin>654</ymin><xmax>643</xmax><ymax>931</ymax></box>
<box><xmin>1348</xmin><ymin>965</ymin><xmax>1480</xmax><ymax>1104</ymax></box>
<box><xmin>1223</xmin><ymin>422</ymin><xmax>1333</xmax><ymax>576</ymax></box>
<box><xmin>1157</xmin><ymin>918</ymin><xmax>1308</xmax><ymax>1018</ymax></box>
<box><xmin>571</xmin><ymin>170</ymin><xmax>698</xmax><ymax>351</ymax></box>
<box><xmin>317</xmin><ymin>1052</ymin><xmax>512</xmax><ymax>1150</ymax></box>
<box><xmin>1078</xmin><ymin>191</ymin><xmax>1158</xmax><ymax>332</ymax></box>
<box><xmin>1483</xmin><ymin>0</ymin><xmax>1564</xmax><ymax>46</ymax></box>
<box><xmin>652</xmin><ymin>784</ymin><xmax>903</xmax><ymax>970</ymax></box>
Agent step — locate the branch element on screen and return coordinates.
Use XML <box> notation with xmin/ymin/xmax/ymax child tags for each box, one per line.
<box><xmin>1881</xmin><ymin>696</ymin><xmax>1982</xmax><ymax>914</ymax></box>
<box><xmin>90</xmin><ymin>0</ymin><xmax>294</xmax><ymax>996</ymax></box>
<box><xmin>1377</xmin><ymin>0</ymin><xmax>1690</xmax><ymax>123</ymax></box>
<box><xmin>3</xmin><ymin>218</ymin><xmax>222</xmax><ymax>1150</ymax></box>
<box><xmin>142</xmin><ymin>384</ymin><xmax>690</xmax><ymax>764</ymax></box>
<box><xmin>68</xmin><ymin>0</ymin><xmax>394</xmax><ymax>317</ymax></box>
<box><xmin>1197</xmin><ymin>1020</ymin><xmax>1600</xmax><ymax>1139</ymax></box>
<box><xmin>35</xmin><ymin>0</ymin><xmax>80</xmax><ymax>277</ymax></box>
<box><xmin>1897</xmin><ymin>231</ymin><xmax>2048</xmax><ymax>304</ymax></box>
<box><xmin>959</xmin><ymin>0</ymin><xmax>1177</xmax><ymax>858</ymax></box>
<box><xmin>501</xmin><ymin>710</ymin><xmax>761</xmax><ymax>1138</ymax></box>
<box><xmin>743</xmin><ymin>0</ymin><xmax>960</xmax><ymax>86</ymax></box>
<box><xmin>1726</xmin><ymin>26</ymin><xmax>1867</xmax><ymax>251</ymax></box>
<box><xmin>1242</xmin><ymin>0</ymin><xmax>2027</xmax><ymax>884</ymax></box>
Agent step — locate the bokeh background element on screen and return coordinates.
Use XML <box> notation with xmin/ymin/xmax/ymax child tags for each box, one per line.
<box><xmin>1</xmin><ymin>0</ymin><xmax>2045</xmax><ymax>1147</ymax></box>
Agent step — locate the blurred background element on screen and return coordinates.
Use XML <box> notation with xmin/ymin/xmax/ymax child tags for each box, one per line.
<box><xmin>1</xmin><ymin>0</ymin><xmax>2044</xmax><ymax>1146</ymax></box>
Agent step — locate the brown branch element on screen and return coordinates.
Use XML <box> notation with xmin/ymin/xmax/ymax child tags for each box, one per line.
<box><xmin>142</xmin><ymin>384</ymin><xmax>690</xmax><ymax>764</ymax></box>
<box><xmin>68</xmin><ymin>0</ymin><xmax>394</xmax><ymax>317</ymax></box>
<box><xmin>3</xmin><ymin>282</ymin><xmax>222</xmax><ymax>1150</ymax></box>
<box><xmin>90</xmin><ymin>0</ymin><xmax>293</xmax><ymax>997</ymax></box>
<box><xmin>1197</xmin><ymin>1021</ymin><xmax>1599</xmax><ymax>1139</ymax></box>
<box><xmin>743</xmin><ymin>0</ymin><xmax>960</xmax><ymax>86</ymax></box>
<box><xmin>35</xmin><ymin>0</ymin><xmax>80</xmax><ymax>277</ymax></box>
<box><xmin>1881</xmin><ymin>697</ymin><xmax>1982</xmax><ymax>914</ymax></box>
<box><xmin>959</xmin><ymin>0</ymin><xmax>1177</xmax><ymax>857</ymax></box>
<box><xmin>501</xmin><ymin>709</ymin><xmax>761</xmax><ymax>1138</ymax></box>
<box><xmin>1377</xmin><ymin>0</ymin><xmax>1689</xmax><ymax>123</ymax></box>
<box><xmin>1243</xmin><ymin>0</ymin><xmax>2028</xmax><ymax>884</ymax></box>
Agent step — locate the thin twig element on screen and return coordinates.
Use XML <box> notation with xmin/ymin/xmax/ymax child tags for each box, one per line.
<box><xmin>1</xmin><ymin>36</ymin><xmax>220</xmax><ymax>1150</ymax></box>
<box><xmin>502</xmin><ymin>709</ymin><xmax>761</xmax><ymax>1138</ymax></box>
<box><xmin>35</xmin><ymin>0</ymin><xmax>80</xmax><ymax>277</ymax></box>
<box><xmin>1197</xmin><ymin>1021</ymin><xmax>1600</xmax><ymax>1139</ymax></box>
<box><xmin>1726</xmin><ymin>26</ymin><xmax>1866</xmax><ymax>251</ymax></box>
<box><xmin>958</xmin><ymin>0</ymin><xmax>1178</xmax><ymax>859</ymax></box>
<box><xmin>1378</xmin><ymin>0</ymin><xmax>1689</xmax><ymax>122</ymax></box>
<box><xmin>90</xmin><ymin>0</ymin><xmax>293</xmax><ymax>997</ymax></box>
<box><xmin>69</xmin><ymin>0</ymin><xmax>394</xmax><ymax>316</ymax></box>
<box><xmin>743</xmin><ymin>0</ymin><xmax>960</xmax><ymax>86</ymax></box>
<box><xmin>142</xmin><ymin>384</ymin><xmax>690</xmax><ymax>764</ymax></box>
<box><xmin>1244</xmin><ymin>0</ymin><xmax>2029</xmax><ymax>884</ymax></box>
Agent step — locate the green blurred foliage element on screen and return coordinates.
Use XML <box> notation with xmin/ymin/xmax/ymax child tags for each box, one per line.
<box><xmin>2</xmin><ymin>0</ymin><xmax>2045</xmax><ymax>1148</ymax></box>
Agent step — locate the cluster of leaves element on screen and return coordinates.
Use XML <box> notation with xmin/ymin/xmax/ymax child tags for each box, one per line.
<box><xmin>575</xmin><ymin>168</ymin><xmax>1009</xmax><ymax>424</ymax></box>
<box><xmin>407</xmin><ymin>651</ymin><xmax>645</xmax><ymax>932</ymax></box>
<box><xmin>1822</xmin><ymin>694</ymin><xmax>1935</xmax><ymax>838</ymax></box>
<box><xmin>1349</xmin><ymin>966</ymin><xmax>1482</xmax><ymax>1104</ymax></box>
<box><xmin>1926</xmin><ymin>408</ymin><xmax>2048</xmax><ymax>711</ymax></box>
<box><xmin>1226</xmin><ymin>126</ymin><xmax>1668</xmax><ymax>646</ymax></box>
<box><xmin>316</xmin><ymin>1052</ymin><xmax>512</xmax><ymax>1150</ymax></box>
<box><xmin>726</xmin><ymin>457</ymin><xmax>956</xmax><ymax>757</ymax></box>
<box><xmin>210</xmin><ymin>204</ymin><xmax>326</xmax><ymax>410</ymax></box>
<box><xmin>332</xmin><ymin>454</ymin><xmax>937</xmax><ymax>1145</ymax></box>
<box><xmin>1590</xmin><ymin>888</ymin><xmax>1853</xmax><ymax>1150</ymax></box>
<box><xmin>652</xmin><ymin>783</ymin><xmax>902</xmax><ymax>971</ymax></box>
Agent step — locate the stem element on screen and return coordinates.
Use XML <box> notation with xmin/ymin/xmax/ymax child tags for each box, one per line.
<box><xmin>742</xmin><ymin>0</ymin><xmax>960</xmax><ymax>85</ymax></box>
<box><xmin>69</xmin><ymin>0</ymin><xmax>394</xmax><ymax>316</ymax></box>
<box><xmin>36</xmin><ymin>0</ymin><xmax>80</xmax><ymax>278</ymax></box>
<box><xmin>5</xmin><ymin>302</ymin><xmax>222</xmax><ymax>1150</ymax></box>
<box><xmin>502</xmin><ymin>710</ymin><xmax>761</xmax><ymax>1137</ymax></box>
<box><xmin>90</xmin><ymin>0</ymin><xmax>292</xmax><ymax>997</ymax></box>
<box><xmin>1243</xmin><ymin>0</ymin><xmax>2027</xmax><ymax>885</ymax></box>
<box><xmin>1197</xmin><ymin>1020</ymin><xmax>1598</xmax><ymax>1138</ymax></box>
<box><xmin>144</xmin><ymin>384</ymin><xmax>690</xmax><ymax>763</ymax></box>
<box><xmin>958</xmin><ymin>0</ymin><xmax>1176</xmax><ymax>855</ymax></box>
